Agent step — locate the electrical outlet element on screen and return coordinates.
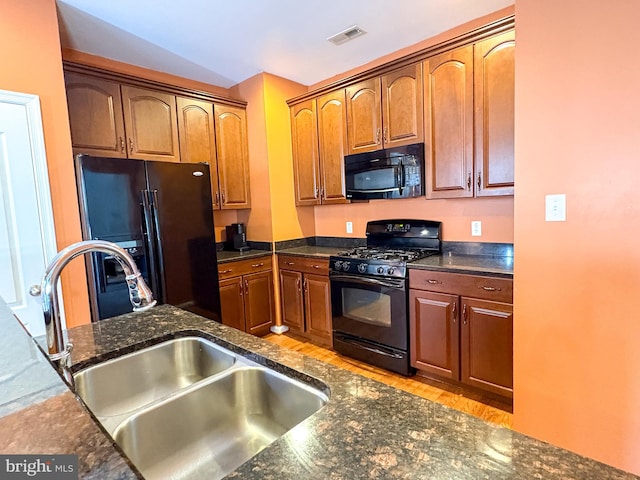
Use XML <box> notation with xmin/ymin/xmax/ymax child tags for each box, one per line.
<box><xmin>545</xmin><ymin>194</ymin><xmax>566</xmax><ymax>221</ymax></box>
<box><xmin>346</xmin><ymin>221</ymin><xmax>353</xmax><ymax>234</ymax></box>
<box><xmin>471</xmin><ymin>221</ymin><xmax>482</xmax><ymax>236</ymax></box>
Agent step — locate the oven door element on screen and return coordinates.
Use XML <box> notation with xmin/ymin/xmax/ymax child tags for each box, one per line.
<box><xmin>330</xmin><ymin>272</ymin><xmax>407</xmax><ymax>350</ymax></box>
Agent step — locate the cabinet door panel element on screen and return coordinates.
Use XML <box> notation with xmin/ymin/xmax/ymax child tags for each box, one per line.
<box><xmin>291</xmin><ymin>100</ymin><xmax>320</xmax><ymax>206</ymax></box>
<box><xmin>304</xmin><ymin>274</ymin><xmax>332</xmax><ymax>347</ymax></box>
<box><xmin>423</xmin><ymin>46</ymin><xmax>473</xmax><ymax>198</ymax></box>
<box><xmin>346</xmin><ymin>78</ymin><xmax>382</xmax><ymax>154</ymax></box>
<box><xmin>461</xmin><ymin>297</ymin><xmax>513</xmax><ymax>398</ymax></box>
<box><xmin>317</xmin><ymin>90</ymin><xmax>348</xmax><ymax>204</ymax></box>
<box><xmin>382</xmin><ymin>64</ymin><xmax>423</xmax><ymax>147</ymax></box>
<box><xmin>121</xmin><ymin>86</ymin><xmax>179</xmax><ymax>162</ymax></box>
<box><xmin>65</xmin><ymin>72</ymin><xmax>126</xmax><ymax>158</ymax></box>
<box><xmin>474</xmin><ymin>31</ymin><xmax>515</xmax><ymax>197</ymax></box>
<box><xmin>177</xmin><ymin>97</ymin><xmax>220</xmax><ymax>209</ymax></box>
<box><xmin>214</xmin><ymin>104</ymin><xmax>251</xmax><ymax>209</ymax></box>
<box><xmin>410</xmin><ymin>290</ymin><xmax>459</xmax><ymax>380</ymax></box>
<box><xmin>279</xmin><ymin>270</ymin><xmax>305</xmax><ymax>334</ymax></box>
<box><xmin>219</xmin><ymin>277</ymin><xmax>245</xmax><ymax>331</ymax></box>
<box><xmin>244</xmin><ymin>271</ymin><xmax>275</xmax><ymax>336</ymax></box>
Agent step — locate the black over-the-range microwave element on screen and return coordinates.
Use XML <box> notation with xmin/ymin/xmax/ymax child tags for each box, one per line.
<box><xmin>344</xmin><ymin>143</ymin><xmax>425</xmax><ymax>200</ymax></box>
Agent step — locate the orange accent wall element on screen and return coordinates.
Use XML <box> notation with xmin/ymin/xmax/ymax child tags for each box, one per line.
<box><xmin>1</xmin><ymin>0</ymin><xmax>89</xmax><ymax>327</ymax></box>
<box><xmin>315</xmin><ymin>197</ymin><xmax>513</xmax><ymax>242</ymax></box>
<box><xmin>514</xmin><ymin>0</ymin><xmax>640</xmax><ymax>475</ymax></box>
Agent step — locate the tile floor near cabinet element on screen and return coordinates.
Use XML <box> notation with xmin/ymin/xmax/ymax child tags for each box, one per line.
<box><xmin>263</xmin><ymin>333</ymin><xmax>513</xmax><ymax>429</ymax></box>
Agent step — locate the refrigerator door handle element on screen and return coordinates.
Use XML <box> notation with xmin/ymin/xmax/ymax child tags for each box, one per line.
<box><xmin>149</xmin><ymin>189</ymin><xmax>167</xmax><ymax>303</ymax></box>
<box><xmin>141</xmin><ymin>190</ymin><xmax>161</xmax><ymax>302</ymax></box>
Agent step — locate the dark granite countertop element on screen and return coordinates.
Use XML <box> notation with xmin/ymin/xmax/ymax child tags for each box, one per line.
<box><xmin>275</xmin><ymin>245</ymin><xmax>344</xmax><ymax>258</ymax></box>
<box><xmin>2</xmin><ymin>297</ymin><xmax>636</xmax><ymax>479</ymax></box>
<box><xmin>409</xmin><ymin>253</ymin><xmax>514</xmax><ymax>278</ymax></box>
<box><xmin>216</xmin><ymin>249</ymin><xmax>272</xmax><ymax>264</ymax></box>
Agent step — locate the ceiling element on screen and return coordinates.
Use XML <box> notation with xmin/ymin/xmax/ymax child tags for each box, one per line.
<box><xmin>56</xmin><ymin>0</ymin><xmax>514</xmax><ymax>89</ymax></box>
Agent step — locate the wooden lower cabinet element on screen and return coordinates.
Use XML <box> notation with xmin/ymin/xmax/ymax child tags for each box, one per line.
<box><xmin>409</xmin><ymin>269</ymin><xmax>513</xmax><ymax>399</ymax></box>
<box><xmin>278</xmin><ymin>255</ymin><xmax>332</xmax><ymax>347</ymax></box>
<box><xmin>218</xmin><ymin>257</ymin><xmax>274</xmax><ymax>336</ymax></box>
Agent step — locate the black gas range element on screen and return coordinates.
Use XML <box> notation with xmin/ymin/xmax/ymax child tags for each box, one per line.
<box><xmin>330</xmin><ymin>219</ymin><xmax>442</xmax><ymax>375</ymax></box>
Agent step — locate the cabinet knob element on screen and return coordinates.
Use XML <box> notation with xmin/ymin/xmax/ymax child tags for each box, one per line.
<box><xmin>214</xmin><ymin>191</ymin><xmax>220</xmax><ymax>206</ymax></box>
<box><xmin>312</xmin><ymin>265</ymin><xmax>321</xmax><ymax>269</ymax></box>
<box><xmin>477</xmin><ymin>172</ymin><xmax>482</xmax><ymax>190</ymax></box>
<box><xmin>462</xmin><ymin>304</ymin><xmax>468</xmax><ymax>325</ymax></box>
<box><xmin>286</xmin><ymin>261</ymin><xmax>295</xmax><ymax>266</ymax></box>
<box><xmin>467</xmin><ymin>173</ymin><xmax>472</xmax><ymax>191</ymax></box>
<box><xmin>451</xmin><ymin>302</ymin><xmax>456</xmax><ymax>323</ymax></box>
<box><xmin>221</xmin><ymin>191</ymin><xmax>226</xmax><ymax>205</ymax></box>
<box><xmin>219</xmin><ymin>268</ymin><xmax>232</xmax><ymax>274</ymax></box>
<box><xmin>244</xmin><ymin>279</ymin><xmax>249</xmax><ymax>295</ymax></box>
<box><xmin>427</xmin><ymin>279</ymin><xmax>442</xmax><ymax>285</ymax></box>
<box><xmin>120</xmin><ymin>136</ymin><xmax>125</xmax><ymax>154</ymax></box>
<box><xmin>296</xmin><ymin>277</ymin><xmax>301</xmax><ymax>291</ymax></box>
<box><xmin>383</xmin><ymin>127</ymin><xmax>388</xmax><ymax>144</ymax></box>
<box><xmin>251</xmin><ymin>263</ymin><xmax>264</xmax><ymax>268</ymax></box>
<box><xmin>376</xmin><ymin>128</ymin><xmax>381</xmax><ymax>145</ymax></box>
<box><xmin>129</xmin><ymin>138</ymin><xmax>134</xmax><ymax>154</ymax></box>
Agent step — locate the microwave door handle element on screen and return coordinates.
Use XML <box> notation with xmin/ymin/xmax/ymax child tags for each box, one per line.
<box><xmin>347</xmin><ymin>188</ymin><xmax>401</xmax><ymax>194</ymax></box>
<box><xmin>397</xmin><ymin>165</ymin><xmax>404</xmax><ymax>195</ymax></box>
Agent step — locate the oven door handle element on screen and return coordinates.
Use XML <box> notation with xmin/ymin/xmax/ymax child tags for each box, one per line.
<box><xmin>331</xmin><ymin>273</ymin><xmax>405</xmax><ymax>289</ymax></box>
<box><xmin>336</xmin><ymin>335</ymin><xmax>404</xmax><ymax>359</ymax></box>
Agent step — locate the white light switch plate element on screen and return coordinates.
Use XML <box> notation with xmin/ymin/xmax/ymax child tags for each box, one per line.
<box><xmin>471</xmin><ymin>221</ymin><xmax>482</xmax><ymax>236</ymax></box>
<box><xmin>545</xmin><ymin>194</ymin><xmax>566</xmax><ymax>221</ymax></box>
<box><xmin>346</xmin><ymin>221</ymin><xmax>353</xmax><ymax>234</ymax></box>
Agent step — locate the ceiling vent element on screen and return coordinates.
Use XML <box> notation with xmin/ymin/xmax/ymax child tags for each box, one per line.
<box><xmin>327</xmin><ymin>25</ymin><xmax>367</xmax><ymax>46</ymax></box>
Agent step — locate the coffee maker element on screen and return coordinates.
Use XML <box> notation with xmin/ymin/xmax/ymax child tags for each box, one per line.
<box><xmin>225</xmin><ymin>223</ymin><xmax>249</xmax><ymax>252</ymax></box>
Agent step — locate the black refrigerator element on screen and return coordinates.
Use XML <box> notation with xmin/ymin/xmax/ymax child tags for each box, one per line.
<box><xmin>75</xmin><ymin>155</ymin><xmax>221</xmax><ymax>323</ymax></box>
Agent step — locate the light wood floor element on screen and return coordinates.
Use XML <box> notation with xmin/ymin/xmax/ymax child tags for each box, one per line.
<box><xmin>263</xmin><ymin>333</ymin><xmax>513</xmax><ymax>429</ymax></box>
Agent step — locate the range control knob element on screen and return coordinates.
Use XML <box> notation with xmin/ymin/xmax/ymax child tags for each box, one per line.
<box><xmin>334</xmin><ymin>261</ymin><xmax>342</xmax><ymax>270</ymax></box>
<box><xmin>343</xmin><ymin>262</ymin><xmax>351</xmax><ymax>271</ymax></box>
<box><xmin>357</xmin><ymin>263</ymin><xmax>367</xmax><ymax>273</ymax></box>
<box><xmin>387</xmin><ymin>267</ymin><xmax>395</xmax><ymax>276</ymax></box>
<box><xmin>376</xmin><ymin>266</ymin><xmax>385</xmax><ymax>274</ymax></box>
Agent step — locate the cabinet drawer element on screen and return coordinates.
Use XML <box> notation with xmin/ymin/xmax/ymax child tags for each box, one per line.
<box><xmin>278</xmin><ymin>255</ymin><xmax>329</xmax><ymax>275</ymax></box>
<box><xmin>409</xmin><ymin>269</ymin><xmax>512</xmax><ymax>303</ymax></box>
<box><xmin>218</xmin><ymin>256</ymin><xmax>272</xmax><ymax>280</ymax></box>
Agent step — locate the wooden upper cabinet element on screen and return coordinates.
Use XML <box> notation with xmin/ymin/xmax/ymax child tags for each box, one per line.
<box><xmin>474</xmin><ymin>31</ymin><xmax>515</xmax><ymax>197</ymax></box>
<box><xmin>424</xmin><ymin>45</ymin><xmax>474</xmax><ymax>199</ymax></box>
<box><xmin>317</xmin><ymin>90</ymin><xmax>348</xmax><ymax>204</ymax></box>
<box><xmin>214</xmin><ymin>104</ymin><xmax>251</xmax><ymax>209</ymax></box>
<box><xmin>65</xmin><ymin>72</ymin><xmax>127</xmax><ymax>158</ymax></box>
<box><xmin>121</xmin><ymin>86</ymin><xmax>179</xmax><ymax>162</ymax></box>
<box><xmin>176</xmin><ymin>97</ymin><xmax>221</xmax><ymax>209</ymax></box>
<box><xmin>381</xmin><ymin>64</ymin><xmax>424</xmax><ymax>148</ymax></box>
<box><xmin>346</xmin><ymin>78</ymin><xmax>382</xmax><ymax>154</ymax></box>
<box><xmin>291</xmin><ymin>100</ymin><xmax>321</xmax><ymax>206</ymax></box>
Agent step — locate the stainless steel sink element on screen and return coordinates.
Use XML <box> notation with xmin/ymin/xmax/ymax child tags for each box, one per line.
<box><xmin>73</xmin><ymin>336</ymin><xmax>329</xmax><ymax>479</ymax></box>
<box><xmin>113</xmin><ymin>367</ymin><xmax>328</xmax><ymax>480</ymax></box>
<box><xmin>74</xmin><ymin>337</ymin><xmax>236</xmax><ymax>421</ymax></box>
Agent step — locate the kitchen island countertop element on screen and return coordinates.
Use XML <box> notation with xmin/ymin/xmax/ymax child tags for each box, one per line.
<box><xmin>0</xmin><ymin>297</ymin><xmax>636</xmax><ymax>479</ymax></box>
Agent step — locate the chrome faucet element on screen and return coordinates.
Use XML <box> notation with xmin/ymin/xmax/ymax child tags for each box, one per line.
<box><xmin>40</xmin><ymin>240</ymin><xmax>156</xmax><ymax>375</ymax></box>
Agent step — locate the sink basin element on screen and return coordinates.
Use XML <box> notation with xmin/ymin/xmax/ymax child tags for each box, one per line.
<box><xmin>74</xmin><ymin>336</ymin><xmax>236</xmax><ymax>419</ymax></box>
<box><xmin>113</xmin><ymin>366</ymin><xmax>328</xmax><ymax>480</ymax></box>
<box><xmin>74</xmin><ymin>335</ymin><xmax>329</xmax><ymax>479</ymax></box>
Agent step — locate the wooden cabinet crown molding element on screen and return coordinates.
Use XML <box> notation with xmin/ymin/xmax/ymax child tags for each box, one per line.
<box><xmin>63</xmin><ymin>61</ymin><xmax>247</xmax><ymax>108</ymax></box>
<box><xmin>286</xmin><ymin>15</ymin><xmax>514</xmax><ymax>107</ymax></box>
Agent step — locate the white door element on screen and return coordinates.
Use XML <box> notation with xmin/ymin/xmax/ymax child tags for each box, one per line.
<box><xmin>0</xmin><ymin>90</ymin><xmax>60</xmax><ymax>337</ymax></box>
